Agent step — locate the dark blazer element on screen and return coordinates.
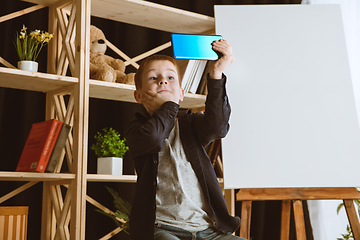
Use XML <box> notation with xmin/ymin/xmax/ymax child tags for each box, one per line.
<box><xmin>124</xmin><ymin>75</ymin><xmax>240</xmax><ymax>240</ymax></box>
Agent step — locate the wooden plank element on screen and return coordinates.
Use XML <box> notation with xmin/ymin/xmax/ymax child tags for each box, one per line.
<box><xmin>224</xmin><ymin>189</ymin><xmax>235</xmax><ymax>216</ymax></box>
<box><xmin>49</xmin><ymin>185</ymin><xmax>63</xmax><ymax>222</ymax></box>
<box><xmin>124</xmin><ymin>41</ymin><xmax>171</xmax><ymax>67</ymax></box>
<box><xmin>0</xmin><ymin>207</ymin><xmax>28</xmax><ymax>216</ymax></box>
<box><xmin>0</xmin><ymin>68</ymin><xmax>205</xmax><ymax>110</ymax></box>
<box><xmin>239</xmin><ymin>201</ymin><xmax>251</xmax><ymax>239</ymax></box>
<box><xmin>89</xmin><ymin>80</ymin><xmax>206</xmax><ymax>109</ymax></box>
<box><xmin>23</xmin><ymin>0</ymin><xmax>215</xmax><ymax>34</ymax></box>
<box><xmin>86</xmin><ymin>174</ymin><xmax>137</xmax><ymax>183</ymax></box>
<box><xmin>280</xmin><ymin>200</ymin><xmax>291</xmax><ymax>240</ymax></box>
<box><xmin>0</xmin><ymin>172</ymin><xmax>75</xmax><ymax>181</ymax></box>
<box><xmin>0</xmin><ymin>57</ymin><xmax>16</xmax><ymax>69</ymax></box>
<box><xmin>292</xmin><ymin>200</ymin><xmax>306</xmax><ymax>240</ymax></box>
<box><xmin>4</xmin><ymin>215</ymin><xmax>9</xmax><ymax>240</ymax></box>
<box><xmin>0</xmin><ymin>67</ymin><xmax>77</xmax><ymax>93</ymax></box>
<box><xmin>47</xmin><ymin>5</ymin><xmax>58</xmax><ymax>74</ymax></box>
<box><xmin>0</xmin><ymin>182</ymin><xmax>38</xmax><ymax>204</ymax></box>
<box><xmin>84</xmin><ymin>194</ymin><xmax>126</xmax><ymax>225</ymax></box>
<box><xmin>89</xmin><ymin>80</ymin><xmax>136</xmax><ymax>102</ymax></box>
<box><xmin>0</xmin><ymin>5</ymin><xmax>45</xmax><ymax>23</ymax></box>
<box><xmin>105</xmin><ymin>40</ymin><xmax>138</xmax><ymax>69</ymax></box>
<box><xmin>70</xmin><ymin>0</ymin><xmax>91</xmax><ymax>238</ymax></box>
<box><xmin>55</xmin><ymin>184</ymin><xmax>71</xmax><ymax>240</ymax></box>
<box><xmin>91</xmin><ymin>0</ymin><xmax>215</xmax><ymax>33</ymax></box>
<box><xmin>61</xmin><ymin>4</ymin><xmax>76</xmax><ymax>75</ymax></box>
<box><xmin>41</xmin><ymin>182</ymin><xmax>52</xmax><ymax>240</ymax></box>
<box><xmin>98</xmin><ymin>227</ymin><xmax>122</xmax><ymax>240</ymax></box>
<box><xmin>344</xmin><ymin>200</ymin><xmax>360</xmax><ymax>240</ymax></box>
<box><xmin>236</xmin><ymin>188</ymin><xmax>360</xmax><ymax>201</ymax></box>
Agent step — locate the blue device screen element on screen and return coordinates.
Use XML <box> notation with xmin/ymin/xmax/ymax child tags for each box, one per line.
<box><xmin>171</xmin><ymin>34</ymin><xmax>223</xmax><ymax>60</ymax></box>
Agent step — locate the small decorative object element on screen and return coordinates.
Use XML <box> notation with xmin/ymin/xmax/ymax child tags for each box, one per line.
<box><xmin>91</xmin><ymin>127</ymin><xmax>128</xmax><ymax>175</ymax></box>
<box><xmin>89</xmin><ymin>25</ymin><xmax>135</xmax><ymax>84</ymax></box>
<box><xmin>14</xmin><ymin>25</ymin><xmax>53</xmax><ymax>72</ymax></box>
<box><xmin>96</xmin><ymin>186</ymin><xmax>131</xmax><ymax>235</ymax></box>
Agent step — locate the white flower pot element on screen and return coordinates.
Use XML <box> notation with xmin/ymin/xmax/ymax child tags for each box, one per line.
<box><xmin>97</xmin><ymin>157</ymin><xmax>123</xmax><ymax>175</ymax></box>
<box><xmin>17</xmin><ymin>61</ymin><xmax>38</xmax><ymax>72</ymax></box>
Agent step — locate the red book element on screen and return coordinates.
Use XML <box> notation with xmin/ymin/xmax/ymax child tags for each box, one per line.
<box><xmin>16</xmin><ymin>119</ymin><xmax>63</xmax><ymax>173</ymax></box>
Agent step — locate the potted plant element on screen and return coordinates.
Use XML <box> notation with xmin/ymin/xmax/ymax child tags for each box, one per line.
<box><xmin>96</xmin><ymin>186</ymin><xmax>131</xmax><ymax>235</ymax></box>
<box><xmin>91</xmin><ymin>127</ymin><xmax>129</xmax><ymax>175</ymax></box>
<box><xmin>14</xmin><ymin>25</ymin><xmax>53</xmax><ymax>72</ymax></box>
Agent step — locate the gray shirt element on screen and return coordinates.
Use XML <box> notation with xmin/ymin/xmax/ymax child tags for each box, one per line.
<box><xmin>155</xmin><ymin>119</ymin><xmax>214</xmax><ymax>232</ymax></box>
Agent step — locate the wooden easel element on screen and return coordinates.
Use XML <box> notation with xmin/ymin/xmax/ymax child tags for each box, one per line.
<box><xmin>237</xmin><ymin>187</ymin><xmax>360</xmax><ymax>240</ymax></box>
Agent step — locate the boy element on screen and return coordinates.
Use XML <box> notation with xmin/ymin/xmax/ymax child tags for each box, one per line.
<box><xmin>125</xmin><ymin>39</ymin><xmax>245</xmax><ymax>240</ymax></box>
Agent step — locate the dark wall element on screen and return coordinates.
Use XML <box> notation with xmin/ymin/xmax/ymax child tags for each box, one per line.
<box><xmin>0</xmin><ymin>0</ymin><xmax>312</xmax><ymax>240</ymax></box>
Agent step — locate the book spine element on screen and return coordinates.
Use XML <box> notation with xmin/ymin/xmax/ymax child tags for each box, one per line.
<box><xmin>45</xmin><ymin>123</ymin><xmax>71</xmax><ymax>173</ymax></box>
<box><xmin>36</xmin><ymin>120</ymin><xmax>63</xmax><ymax>172</ymax></box>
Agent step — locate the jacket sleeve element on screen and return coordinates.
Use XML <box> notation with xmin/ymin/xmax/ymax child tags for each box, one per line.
<box><xmin>191</xmin><ymin>74</ymin><xmax>231</xmax><ymax>146</ymax></box>
<box><xmin>124</xmin><ymin>101</ymin><xmax>179</xmax><ymax>158</ymax></box>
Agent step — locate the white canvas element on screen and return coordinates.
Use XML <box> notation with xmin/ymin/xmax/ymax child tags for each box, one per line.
<box><xmin>215</xmin><ymin>5</ymin><xmax>360</xmax><ymax>189</ymax></box>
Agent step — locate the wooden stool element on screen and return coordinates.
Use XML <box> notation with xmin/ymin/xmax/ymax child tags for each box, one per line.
<box><xmin>237</xmin><ymin>188</ymin><xmax>360</xmax><ymax>240</ymax></box>
<box><xmin>0</xmin><ymin>206</ymin><xmax>28</xmax><ymax>240</ymax></box>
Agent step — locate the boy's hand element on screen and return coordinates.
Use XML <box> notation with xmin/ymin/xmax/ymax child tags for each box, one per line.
<box><xmin>209</xmin><ymin>39</ymin><xmax>234</xmax><ymax>79</ymax></box>
<box><xmin>142</xmin><ymin>90</ymin><xmax>176</xmax><ymax>115</ymax></box>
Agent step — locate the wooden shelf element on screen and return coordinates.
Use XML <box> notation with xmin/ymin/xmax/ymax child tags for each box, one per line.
<box><xmin>89</xmin><ymin>79</ymin><xmax>206</xmax><ymax>108</ymax></box>
<box><xmin>0</xmin><ymin>171</ymin><xmax>75</xmax><ymax>181</ymax></box>
<box><xmin>182</xmin><ymin>92</ymin><xmax>207</xmax><ymax>109</ymax></box>
<box><xmin>0</xmin><ymin>67</ymin><xmax>77</xmax><ymax>93</ymax></box>
<box><xmin>87</xmin><ymin>174</ymin><xmax>137</xmax><ymax>183</ymax></box>
<box><xmin>23</xmin><ymin>0</ymin><xmax>215</xmax><ymax>34</ymax></box>
<box><xmin>89</xmin><ymin>79</ymin><xmax>136</xmax><ymax>102</ymax></box>
<box><xmin>0</xmin><ymin>68</ymin><xmax>205</xmax><ymax>108</ymax></box>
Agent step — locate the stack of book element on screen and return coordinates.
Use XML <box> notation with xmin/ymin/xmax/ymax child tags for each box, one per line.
<box><xmin>15</xmin><ymin>119</ymin><xmax>71</xmax><ymax>173</ymax></box>
<box><xmin>181</xmin><ymin>60</ymin><xmax>209</xmax><ymax>94</ymax></box>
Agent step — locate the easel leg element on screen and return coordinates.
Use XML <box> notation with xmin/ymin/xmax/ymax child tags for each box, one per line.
<box><xmin>224</xmin><ymin>189</ymin><xmax>235</xmax><ymax>216</ymax></box>
<box><xmin>343</xmin><ymin>200</ymin><xmax>360</xmax><ymax>240</ymax></box>
<box><xmin>293</xmin><ymin>200</ymin><xmax>306</xmax><ymax>240</ymax></box>
<box><xmin>240</xmin><ymin>200</ymin><xmax>252</xmax><ymax>239</ymax></box>
<box><xmin>281</xmin><ymin>200</ymin><xmax>291</xmax><ymax>240</ymax></box>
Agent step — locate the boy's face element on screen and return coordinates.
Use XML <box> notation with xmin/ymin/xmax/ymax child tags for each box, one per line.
<box><xmin>134</xmin><ymin>60</ymin><xmax>184</xmax><ymax>104</ymax></box>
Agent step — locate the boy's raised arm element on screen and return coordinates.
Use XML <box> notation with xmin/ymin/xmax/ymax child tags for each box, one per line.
<box><xmin>209</xmin><ymin>39</ymin><xmax>234</xmax><ymax>79</ymax></box>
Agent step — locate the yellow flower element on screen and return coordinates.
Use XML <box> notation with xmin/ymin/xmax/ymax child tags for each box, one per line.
<box><xmin>19</xmin><ymin>31</ymin><xmax>25</xmax><ymax>39</ymax></box>
<box><xmin>21</xmin><ymin>24</ymin><xmax>27</xmax><ymax>33</ymax></box>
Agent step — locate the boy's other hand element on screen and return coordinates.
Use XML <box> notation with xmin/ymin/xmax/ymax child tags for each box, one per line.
<box><xmin>209</xmin><ymin>39</ymin><xmax>234</xmax><ymax>79</ymax></box>
<box><xmin>142</xmin><ymin>90</ymin><xmax>177</xmax><ymax>115</ymax></box>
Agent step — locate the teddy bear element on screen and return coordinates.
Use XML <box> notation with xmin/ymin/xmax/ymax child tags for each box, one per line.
<box><xmin>89</xmin><ymin>25</ymin><xmax>135</xmax><ymax>84</ymax></box>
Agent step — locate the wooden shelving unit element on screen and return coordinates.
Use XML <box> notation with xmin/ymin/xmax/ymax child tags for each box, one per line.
<box><xmin>0</xmin><ymin>0</ymin><xmax>213</xmax><ymax>239</ymax></box>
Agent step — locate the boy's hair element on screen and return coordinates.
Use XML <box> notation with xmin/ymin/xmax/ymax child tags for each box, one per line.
<box><xmin>135</xmin><ymin>54</ymin><xmax>181</xmax><ymax>90</ymax></box>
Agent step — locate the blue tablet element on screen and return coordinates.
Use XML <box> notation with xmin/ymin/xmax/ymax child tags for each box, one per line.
<box><xmin>171</xmin><ymin>33</ymin><xmax>223</xmax><ymax>60</ymax></box>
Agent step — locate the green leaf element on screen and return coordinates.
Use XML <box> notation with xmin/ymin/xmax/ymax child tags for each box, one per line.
<box><xmin>94</xmin><ymin>186</ymin><xmax>132</xmax><ymax>236</ymax></box>
<box><xmin>91</xmin><ymin>128</ymin><xmax>129</xmax><ymax>158</ymax></box>
<box><xmin>115</xmin><ymin>211</ymin><xmax>129</xmax><ymax>222</ymax></box>
<box><xmin>106</xmin><ymin>186</ymin><xmax>132</xmax><ymax>215</ymax></box>
<box><xmin>337</xmin><ymin>203</ymin><xmax>344</xmax><ymax>214</ymax></box>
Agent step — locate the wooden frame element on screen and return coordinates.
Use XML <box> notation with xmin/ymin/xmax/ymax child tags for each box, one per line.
<box><xmin>237</xmin><ymin>188</ymin><xmax>360</xmax><ymax>240</ymax></box>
